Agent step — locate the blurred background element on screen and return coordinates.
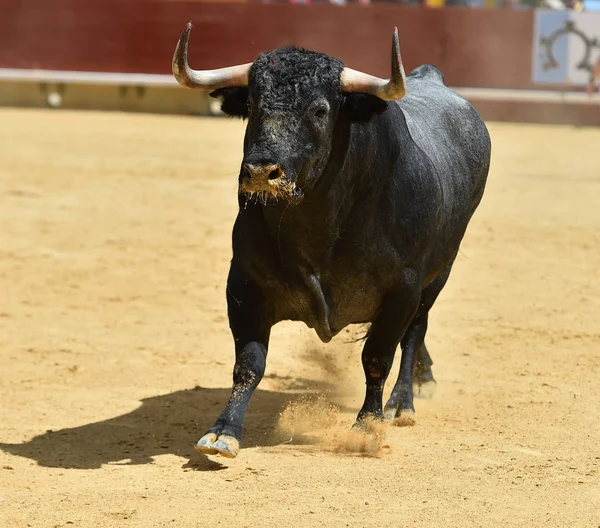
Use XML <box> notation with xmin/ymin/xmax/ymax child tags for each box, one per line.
<box><xmin>1</xmin><ymin>0</ymin><xmax>599</xmax><ymax>124</ymax></box>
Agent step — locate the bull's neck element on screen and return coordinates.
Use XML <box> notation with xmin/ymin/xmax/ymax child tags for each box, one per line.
<box><xmin>260</xmin><ymin>117</ymin><xmax>380</xmax><ymax>269</ymax></box>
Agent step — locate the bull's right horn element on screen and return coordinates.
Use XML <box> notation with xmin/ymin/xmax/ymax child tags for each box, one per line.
<box><xmin>172</xmin><ymin>22</ymin><xmax>252</xmax><ymax>90</ymax></box>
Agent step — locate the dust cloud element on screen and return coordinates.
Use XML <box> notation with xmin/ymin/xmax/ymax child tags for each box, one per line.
<box><xmin>275</xmin><ymin>394</ymin><xmax>388</xmax><ymax>457</ymax></box>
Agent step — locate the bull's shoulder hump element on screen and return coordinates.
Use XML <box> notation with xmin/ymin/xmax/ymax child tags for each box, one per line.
<box><xmin>406</xmin><ymin>64</ymin><xmax>446</xmax><ymax>85</ymax></box>
<box><xmin>401</xmin><ymin>69</ymin><xmax>478</xmax><ymax>117</ymax></box>
<box><xmin>403</xmin><ymin>64</ymin><xmax>471</xmax><ymax>107</ymax></box>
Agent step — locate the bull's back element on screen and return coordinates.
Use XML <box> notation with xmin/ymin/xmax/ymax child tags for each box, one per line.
<box><xmin>389</xmin><ymin>65</ymin><xmax>490</xmax><ymax>278</ymax></box>
<box><xmin>397</xmin><ymin>64</ymin><xmax>490</xmax><ymax>215</ymax></box>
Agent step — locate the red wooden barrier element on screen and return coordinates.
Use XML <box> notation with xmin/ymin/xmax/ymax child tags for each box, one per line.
<box><xmin>1</xmin><ymin>1</ymin><xmax>536</xmax><ymax>89</ymax></box>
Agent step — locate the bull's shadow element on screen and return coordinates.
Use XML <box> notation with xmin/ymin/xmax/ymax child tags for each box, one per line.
<box><xmin>0</xmin><ymin>382</ymin><xmax>340</xmax><ymax>471</ymax></box>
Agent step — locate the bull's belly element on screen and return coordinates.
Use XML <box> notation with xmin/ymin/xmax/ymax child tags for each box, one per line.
<box><xmin>326</xmin><ymin>284</ymin><xmax>384</xmax><ymax>333</ymax></box>
<box><xmin>270</xmin><ymin>248</ymin><xmax>458</xmax><ymax>341</ymax></box>
<box><xmin>273</xmin><ymin>273</ymin><xmax>387</xmax><ymax>342</ymax></box>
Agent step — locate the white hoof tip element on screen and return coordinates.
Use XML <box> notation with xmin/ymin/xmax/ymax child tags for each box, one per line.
<box><xmin>195</xmin><ymin>433</ymin><xmax>218</xmax><ymax>455</ymax></box>
<box><xmin>383</xmin><ymin>409</ymin><xmax>397</xmax><ymax>421</ymax></box>
<box><xmin>393</xmin><ymin>410</ymin><xmax>416</xmax><ymax>427</ymax></box>
<box><xmin>213</xmin><ymin>436</ymin><xmax>240</xmax><ymax>458</ymax></box>
<box><xmin>414</xmin><ymin>380</ymin><xmax>437</xmax><ymax>400</ymax></box>
<box><xmin>195</xmin><ymin>433</ymin><xmax>239</xmax><ymax>458</ymax></box>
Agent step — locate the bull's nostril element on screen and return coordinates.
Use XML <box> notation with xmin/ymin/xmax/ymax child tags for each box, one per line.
<box><xmin>242</xmin><ymin>163</ymin><xmax>282</xmax><ymax>182</ymax></box>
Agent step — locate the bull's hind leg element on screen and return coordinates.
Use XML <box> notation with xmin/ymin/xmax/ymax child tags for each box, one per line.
<box><xmin>413</xmin><ymin>341</ymin><xmax>437</xmax><ymax>399</ymax></box>
<box><xmin>195</xmin><ymin>265</ymin><xmax>272</xmax><ymax>458</ymax></box>
<box><xmin>356</xmin><ymin>274</ymin><xmax>421</xmax><ymax>424</ymax></box>
<box><xmin>383</xmin><ymin>315</ymin><xmax>429</xmax><ymax>422</ymax></box>
<box><xmin>383</xmin><ymin>261</ymin><xmax>454</xmax><ymax>421</ymax></box>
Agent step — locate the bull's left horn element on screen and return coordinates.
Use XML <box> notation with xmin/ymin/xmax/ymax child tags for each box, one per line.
<box><xmin>172</xmin><ymin>22</ymin><xmax>252</xmax><ymax>90</ymax></box>
<box><xmin>340</xmin><ymin>27</ymin><xmax>406</xmax><ymax>101</ymax></box>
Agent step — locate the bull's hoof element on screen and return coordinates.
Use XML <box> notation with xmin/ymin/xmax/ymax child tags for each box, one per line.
<box><xmin>195</xmin><ymin>433</ymin><xmax>219</xmax><ymax>455</ymax></box>
<box><xmin>383</xmin><ymin>408</ymin><xmax>398</xmax><ymax>421</ymax></box>
<box><xmin>383</xmin><ymin>405</ymin><xmax>416</xmax><ymax>426</ymax></box>
<box><xmin>413</xmin><ymin>379</ymin><xmax>437</xmax><ymax>400</ymax></box>
<box><xmin>212</xmin><ymin>436</ymin><xmax>240</xmax><ymax>458</ymax></box>
<box><xmin>352</xmin><ymin>414</ymin><xmax>383</xmax><ymax>431</ymax></box>
<box><xmin>195</xmin><ymin>433</ymin><xmax>240</xmax><ymax>458</ymax></box>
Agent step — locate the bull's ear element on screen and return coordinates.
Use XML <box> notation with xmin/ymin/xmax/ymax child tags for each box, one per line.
<box><xmin>343</xmin><ymin>94</ymin><xmax>388</xmax><ymax>122</ymax></box>
<box><xmin>210</xmin><ymin>87</ymin><xmax>249</xmax><ymax>118</ymax></box>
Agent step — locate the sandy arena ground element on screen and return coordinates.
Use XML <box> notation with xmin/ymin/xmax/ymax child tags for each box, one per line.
<box><xmin>0</xmin><ymin>108</ymin><xmax>599</xmax><ymax>527</ymax></box>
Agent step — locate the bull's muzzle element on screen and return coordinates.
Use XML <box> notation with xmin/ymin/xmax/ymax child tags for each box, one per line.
<box><xmin>242</xmin><ymin>163</ymin><xmax>283</xmax><ymax>187</ymax></box>
<box><xmin>240</xmin><ymin>163</ymin><xmax>295</xmax><ymax>199</ymax></box>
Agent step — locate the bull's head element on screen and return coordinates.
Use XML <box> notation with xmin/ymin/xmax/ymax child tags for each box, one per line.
<box><xmin>173</xmin><ymin>22</ymin><xmax>406</xmax><ymax>204</ymax></box>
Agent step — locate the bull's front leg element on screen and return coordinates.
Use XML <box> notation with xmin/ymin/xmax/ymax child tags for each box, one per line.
<box><xmin>356</xmin><ymin>275</ymin><xmax>421</xmax><ymax>424</ymax></box>
<box><xmin>195</xmin><ymin>265</ymin><xmax>272</xmax><ymax>458</ymax></box>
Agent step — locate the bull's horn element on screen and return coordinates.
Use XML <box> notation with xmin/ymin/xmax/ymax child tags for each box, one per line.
<box><xmin>340</xmin><ymin>27</ymin><xmax>406</xmax><ymax>101</ymax></box>
<box><xmin>172</xmin><ymin>22</ymin><xmax>252</xmax><ymax>90</ymax></box>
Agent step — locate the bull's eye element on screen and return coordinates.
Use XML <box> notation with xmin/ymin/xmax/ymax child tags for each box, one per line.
<box><xmin>314</xmin><ymin>107</ymin><xmax>328</xmax><ymax>119</ymax></box>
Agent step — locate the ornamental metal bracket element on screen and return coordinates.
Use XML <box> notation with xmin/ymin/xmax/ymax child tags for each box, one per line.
<box><xmin>540</xmin><ymin>20</ymin><xmax>599</xmax><ymax>74</ymax></box>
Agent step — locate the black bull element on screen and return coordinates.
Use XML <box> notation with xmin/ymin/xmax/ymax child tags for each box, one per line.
<box><xmin>173</xmin><ymin>24</ymin><xmax>491</xmax><ymax>457</ymax></box>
